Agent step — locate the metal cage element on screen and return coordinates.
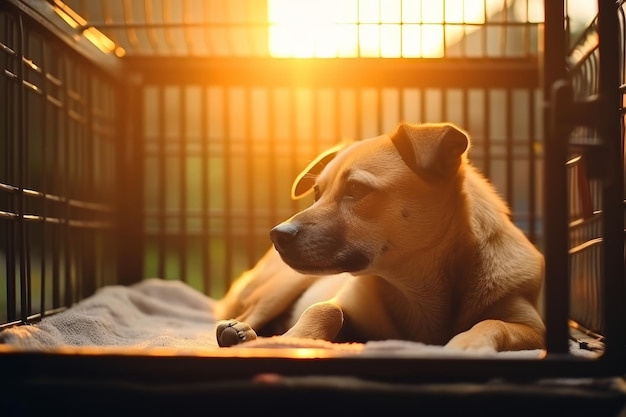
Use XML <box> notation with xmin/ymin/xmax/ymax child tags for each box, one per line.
<box><xmin>0</xmin><ymin>0</ymin><xmax>624</xmax><ymax>405</ymax></box>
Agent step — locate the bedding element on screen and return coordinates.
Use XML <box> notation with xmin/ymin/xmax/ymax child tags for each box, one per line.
<box><xmin>3</xmin><ymin>279</ymin><xmax>623</xmax><ymax>417</ymax></box>
<box><xmin>0</xmin><ymin>278</ymin><xmax>598</xmax><ymax>359</ymax></box>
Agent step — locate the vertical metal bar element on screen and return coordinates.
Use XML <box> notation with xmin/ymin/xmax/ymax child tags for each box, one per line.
<box><xmin>376</xmin><ymin>88</ymin><xmax>382</xmax><ymax>137</ymax></box>
<box><xmin>357</xmin><ymin>1</ymin><xmax>361</xmax><ymax>57</ymax></box>
<box><xmin>523</xmin><ymin>0</ymin><xmax>530</xmax><ymax>57</ymax></box>
<box><xmin>596</xmin><ymin>0</ymin><xmax>624</xmax><ymax>360</ymax></box>
<box><xmin>505</xmin><ymin>89</ymin><xmax>513</xmax><ymax>206</ymax></box>
<box><xmin>398</xmin><ymin>87</ymin><xmax>405</xmax><ymax>131</ymax></box>
<box><xmin>245</xmin><ymin>87</ymin><xmax>255</xmax><ymax>267</ymax></box>
<box><xmin>400</xmin><ymin>0</ymin><xmax>405</xmax><ymax>58</ymax></box>
<box><xmin>543</xmin><ymin>0</ymin><xmax>570</xmax><ymax>355</ymax></box>
<box><xmin>72</xmin><ymin>70</ymin><xmax>81</xmax><ymax>303</ymax></box>
<box><xmin>201</xmin><ymin>86</ymin><xmax>210</xmax><ymax>293</ymax></box>
<box><xmin>16</xmin><ymin>13</ymin><xmax>28</xmax><ymax>323</ymax></box>
<box><xmin>441</xmin><ymin>88</ymin><xmax>447</xmax><ymax>128</ymax></box>
<box><xmin>620</xmin><ymin>6</ymin><xmax>626</xmax><ymax>87</ymax></box>
<box><xmin>378</xmin><ymin>0</ymin><xmax>382</xmax><ymax>58</ymax></box>
<box><xmin>122</xmin><ymin>0</ymin><xmax>140</xmax><ymax>54</ymax></box>
<box><xmin>528</xmin><ymin>88</ymin><xmax>537</xmax><ymax>243</ymax></box>
<box><xmin>24</xmin><ymin>22</ymin><xmax>34</xmax><ymax>319</ymax></box>
<box><xmin>482</xmin><ymin>0</ymin><xmax>488</xmax><ymax>57</ymax></box>
<box><xmin>63</xmin><ymin>61</ymin><xmax>73</xmax><ymax>308</ymax></box>
<box><xmin>268</xmin><ymin>88</ymin><xmax>277</xmax><ymax>230</ymax></box>
<box><xmin>289</xmin><ymin>89</ymin><xmax>298</xmax><ymax>214</ymax></box>
<box><xmin>117</xmin><ymin>78</ymin><xmax>143</xmax><ymax>286</ymax></box>
<box><xmin>52</xmin><ymin>53</ymin><xmax>63</xmax><ymax>309</ymax></box>
<box><xmin>312</xmin><ymin>88</ymin><xmax>320</xmax><ymax>169</ymax></box>
<box><xmin>419</xmin><ymin>87</ymin><xmax>425</xmax><ymax>123</ymax></box>
<box><xmin>223</xmin><ymin>87</ymin><xmax>233</xmax><ymax>284</ymax></box>
<box><xmin>83</xmin><ymin>65</ymin><xmax>95</xmax><ymax>299</ymax></box>
<box><xmin>333</xmin><ymin>88</ymin><xmax>340</xmax><ymax>145</ymax></box>
<box><xmin>462</xmin><ymin>88</ymin><xmax>469</xmax><ymax>139</ymax></box>
<box><xmin>5</xmin><ymin>13</ymin><xmax>17</xmax><ymax>323</ymax></box>
<box><xmin>223</xmin><ymin>1</ymin><xmax>236</xmax><ymax>56</ymax></box>
<box><xmin>356</xmin><ymin>88</ymin><xmax>363</xmax><ymax>140</ymax></box>
<box><xmin>179</xmin><ymin>87</ymin><xmax>187</xmax><ymax>283</ymax></box>
<box><xmin>182</xmin><ymin>0</ymin><xmax>195</xmax><ymax>56</ymax></box>
<box><xmin>484</xmin><ymin>89</ymin><xmax>491</xmax><ymax>178</ymax></box>
<box><xmin>69</xmin><ymin>64</ymin><xmax>79</xmax><ymax>305</ymax></box>
<box><xmin>39</xmin><ymin>27</ymin><xmax>49</xmax><ymax>317</ymax></box>
<box><xmin>144</xmin><ymin>1</ymin><xmax>160</xmax><ymax>61</ymax></box>
<box><xmin>202</xmin><ymin>0</ymin><xmax>213</xmax><ymax>56</ymax></box>
<box><xmin>500</xmin><ymin>0</ymin><xmax>509</xmax><ymax>56</ymax></box>
<box><xmin>79</xmin><ymin>67</ymin><xmax>88</xmax><ymax>300</ymax></box>
<box><xmin>157</xmin><ymin>86</ymin><xmax>166</xmax><ymax>278</ymax></box>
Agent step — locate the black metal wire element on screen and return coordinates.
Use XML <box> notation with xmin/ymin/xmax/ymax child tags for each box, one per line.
<box><xmin>16</xmin><ymin>10</ymin><xmax>29</xmax><ymax>325</ymax></box>
<box><xmin>543</xmin><ymin>0</ymin><xmax>571</xmax><ymax>355</ymax></box>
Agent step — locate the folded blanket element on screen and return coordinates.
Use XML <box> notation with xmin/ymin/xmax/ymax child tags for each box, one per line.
<box><xmin>0</xmin><ymin>278</ymin><xmax>597</xmax><ymax>359</ymax></box>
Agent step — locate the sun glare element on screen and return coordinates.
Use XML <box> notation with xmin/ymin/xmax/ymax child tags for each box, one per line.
<box><xmin>268</xmin><ymin>0</ymin><xmax>495</xmax><ymax>58</ymax></box>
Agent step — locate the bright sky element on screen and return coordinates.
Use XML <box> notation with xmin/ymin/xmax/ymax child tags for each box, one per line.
<box><xmin>268</xmin><ymin>0</ymin><xmax>597</xmax><ymax>58</ymax></box>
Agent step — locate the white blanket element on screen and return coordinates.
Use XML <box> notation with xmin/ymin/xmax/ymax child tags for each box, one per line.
<box><xmin>0</xmin><ymin>278</ymin><xmax>595</xmax><ymax>359</ymax></box>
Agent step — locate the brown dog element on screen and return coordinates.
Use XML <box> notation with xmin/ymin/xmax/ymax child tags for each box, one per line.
<box><xmin>214</xmin><ymin>122</ymin><xmax>545</xmax><ymax>351</ymax></box>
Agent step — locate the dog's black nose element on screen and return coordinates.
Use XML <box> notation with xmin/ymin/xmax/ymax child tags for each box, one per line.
<box><xmin>270</xmin><ymin>223</ymin><xmax>298</xmax><ymax>252</ymax></box>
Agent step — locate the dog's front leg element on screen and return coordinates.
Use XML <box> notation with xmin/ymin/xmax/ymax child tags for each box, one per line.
<box><xmin>444</xmin><ymin>296</ymin><xmax>545</xmax><ymax>352</ymax></box>
<box><xmin>283</xmin><ymin>301</ymin><xmax>344</xmax><ymax>341</ymax></box>
<box><xmin>216</xmin><ymin>301</ymin><xmax>344</xmax><ymax>347</ymax></box>
<box><xmin>444</xmin><ymin>319</ymin><xmax>544</xmax><ymax>352</ymax></box>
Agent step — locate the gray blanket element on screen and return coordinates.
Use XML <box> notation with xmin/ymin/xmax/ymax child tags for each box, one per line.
<box><xmin>0</xmin><ymin>278</ymin><xmax>594</xmax><ymax>359</ymax></box>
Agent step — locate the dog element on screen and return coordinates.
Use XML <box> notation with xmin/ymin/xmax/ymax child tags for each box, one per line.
<box><xmin>214</xmin><ymin>122</ymin><xmax>545</xmax><ymax>351</ymax></box>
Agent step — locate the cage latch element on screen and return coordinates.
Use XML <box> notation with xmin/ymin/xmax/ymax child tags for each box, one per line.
<box><xmin>550</xmin><ymin>79</ymin><xmax>603</xmax><ymax>132</ymax></box>
<box><xmin>550</xmin><ymin>79</ymin><xmax>605</xmax><ymax>179</ymax></box>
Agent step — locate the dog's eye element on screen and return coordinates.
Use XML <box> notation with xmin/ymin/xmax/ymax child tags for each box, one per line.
<box><xmin>313</xmin><ymin>185</ymin><xmax>321</xmax><ymax>202</ymax></box>
<box><xmin>344</xmin><ymin>181</ymin><xmax>371</xmax><ymax>200</ymax></box>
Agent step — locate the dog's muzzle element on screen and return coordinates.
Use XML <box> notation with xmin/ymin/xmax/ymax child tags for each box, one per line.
<box><xmin>270</xmin><ymin>221</ymin><xmax>370</xmax><ymax>273</ymax></box>
<box><xmin>270</xmin><ymin>222</ymin><xmax>299</xmax><ymax>254</ymax></box>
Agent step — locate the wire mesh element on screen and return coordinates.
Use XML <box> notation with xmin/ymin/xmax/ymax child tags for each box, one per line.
<box><xmin>0</xmin><ymin>5</ymin><xmax>120</xmax><ymax>326</ymax></box>
<box><xmin>564</xmin><ymin>0</ymin><xmax>626</xmax><ymax>339</ymax></box>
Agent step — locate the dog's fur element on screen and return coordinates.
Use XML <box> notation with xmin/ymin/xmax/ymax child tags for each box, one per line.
<box><xmin>215</xmin><ymin>122</ymin><xmax>545</xmax><ymax>351</ymax></box>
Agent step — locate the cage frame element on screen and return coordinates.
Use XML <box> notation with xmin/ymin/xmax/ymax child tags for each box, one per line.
<box><xmin>0</xmin><ymin>0</ymin><xmax>624</xmax><ymax>385</ymax></box>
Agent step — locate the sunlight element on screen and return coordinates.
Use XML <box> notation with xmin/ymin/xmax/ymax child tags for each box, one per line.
<box><xmin>268</xmin><ymin>0</ymin><xmax>501</xmax><ymax>58</ymax></box>
<box><xmin>53</xmin><ymin>0</ymin><xmax>123</xmax><ymax>56</ymax></box>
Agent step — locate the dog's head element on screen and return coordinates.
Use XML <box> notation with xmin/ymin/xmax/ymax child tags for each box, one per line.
<box><xmin>270</xmin><ymin>122</ymin><xmax>470</xmax><ymax>276</ymax></box>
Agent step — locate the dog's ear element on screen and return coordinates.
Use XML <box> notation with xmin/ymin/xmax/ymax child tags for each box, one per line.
<box><xmin>391</xmin><ymin>122</ymin><xmax>469</xmax><ymax>181</ymax></box>
<box><xmin>291</xmin><ymin>142</ymin><xmax>346</xmax><ymax>200</ymax></box>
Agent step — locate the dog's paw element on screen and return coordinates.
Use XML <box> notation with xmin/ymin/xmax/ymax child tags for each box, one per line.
<box><xmin>443</xmin><ymin>331</ymin><xmax>498</xmax><ymax>354</ymax></box>
<box><xmin>216</xmin><ymin>320</ymin><xmax>258</xmax><ymax>347</ymax></box>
